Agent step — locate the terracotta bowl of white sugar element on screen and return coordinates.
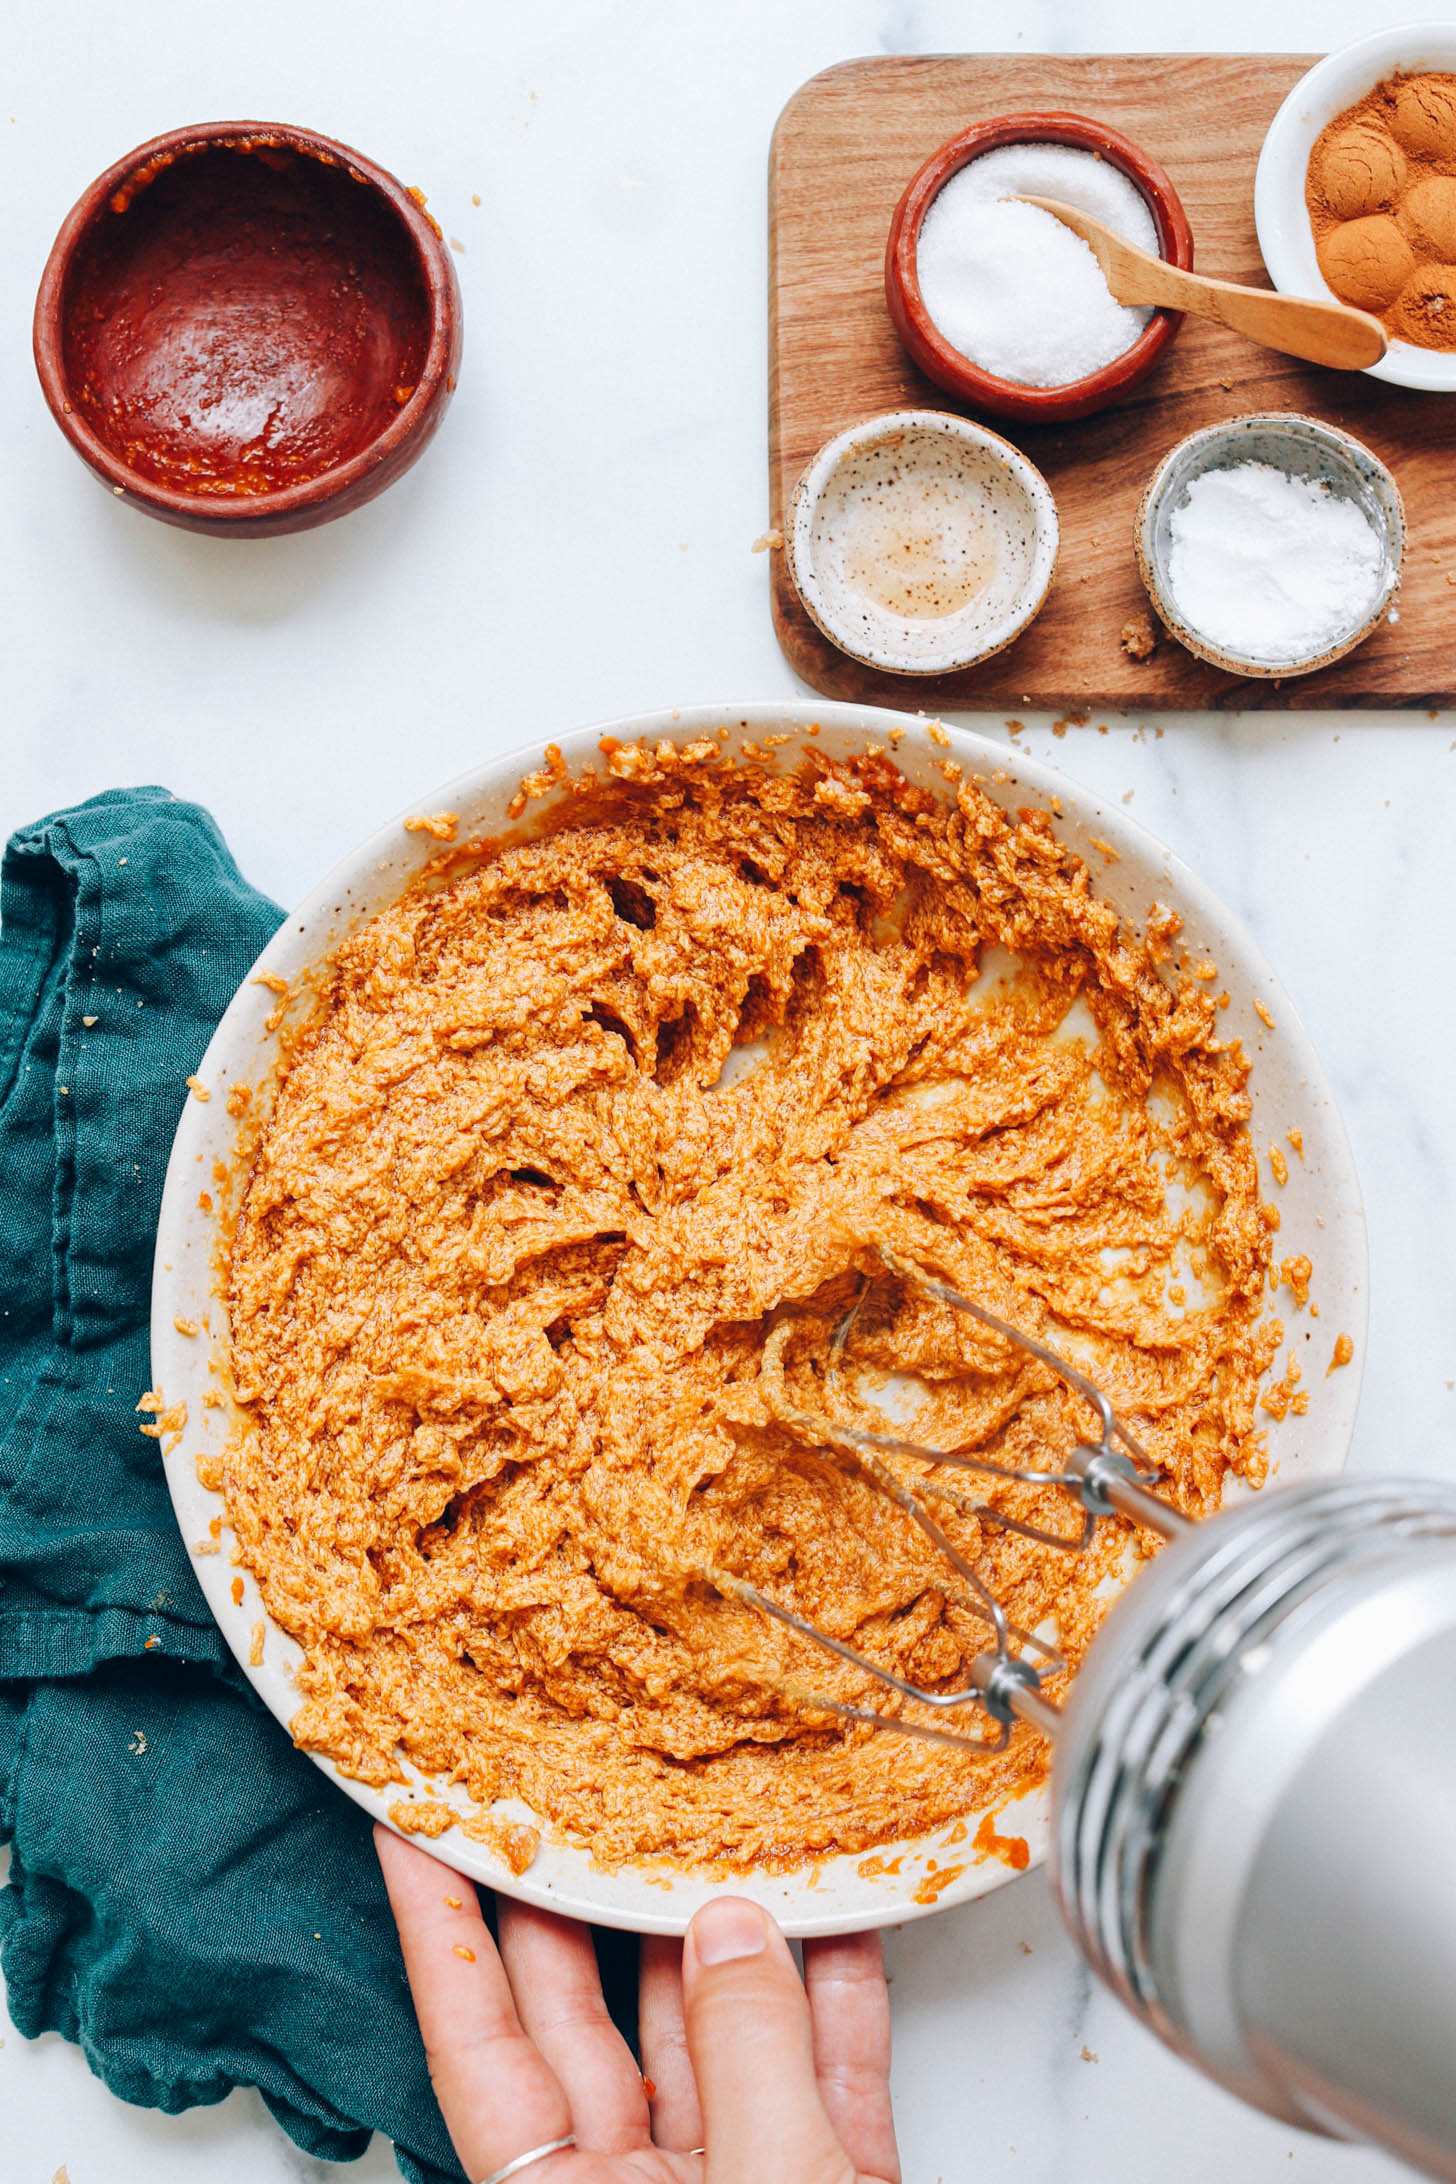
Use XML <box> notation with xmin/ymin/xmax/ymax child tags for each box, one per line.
<box><xmin>886</xmin><ymin>112</ymin><xmax>1194</xmax><ymax>424</ymax></box>
<box><xmin>786</xmin><ymin>409</ymin><xmax>1059</xmax><ymax>675</ymax></box>
<box><xmin>1136</xmin><ymin>414</ymin><xmax>1404</xmax><ymax>679</ymax></box>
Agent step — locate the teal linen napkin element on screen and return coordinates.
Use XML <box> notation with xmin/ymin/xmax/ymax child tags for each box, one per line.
<box><xmin>0</xmin><ymin>788</ymin><xmax>465</xmax><ymax>2183</ymax></box>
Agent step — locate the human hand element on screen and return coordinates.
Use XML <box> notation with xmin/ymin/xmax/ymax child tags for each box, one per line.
<box><xmin>376</xmin><ymin>1826</ymin><xmax>900</xmax><ymax>2184</ymax></box>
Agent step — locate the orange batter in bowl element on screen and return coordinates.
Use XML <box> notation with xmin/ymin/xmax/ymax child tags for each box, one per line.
<box><xmin>225</xmin><ymin>746</ymin><xmax>1276</xmax><ymax>1870</ymax></box>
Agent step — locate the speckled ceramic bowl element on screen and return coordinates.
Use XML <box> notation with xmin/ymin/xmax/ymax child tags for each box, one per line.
<box><xmin>786</xmin><ymin>411</ymin><xmax>1059</xmax><ymax>675</ymax></box>
<box><xmin>151</xmin><ymin>702</ymin><xmax>1366</xmax><ymax>1936</ymax></box>
<box><xmin>1136</xmin><ymin>413</ymin><xmax>1404</xmax><ymax>679</ymax></box>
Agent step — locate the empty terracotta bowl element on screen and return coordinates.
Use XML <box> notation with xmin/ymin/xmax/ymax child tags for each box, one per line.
<box><xmin>33</xmin><ymin>121</ymin><xmax>462</xmax><ymax>537</ymax></box>
<box><xmin>885</xmin><ymin>111</ymin><xmax>1193</xmax><ymax>425</ymax></box>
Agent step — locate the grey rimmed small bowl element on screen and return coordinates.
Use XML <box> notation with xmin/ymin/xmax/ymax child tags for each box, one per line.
<box><xmin>1135</xmin><ymin>414</ymin><xmax>1404</xmax><ymax>679</ymax></box>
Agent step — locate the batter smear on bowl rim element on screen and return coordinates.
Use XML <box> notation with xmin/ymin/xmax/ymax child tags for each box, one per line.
<box><xmin>225</xmin><ymin>743</ymin><xmax>1278</xmax><ymax>1871</ymax></box>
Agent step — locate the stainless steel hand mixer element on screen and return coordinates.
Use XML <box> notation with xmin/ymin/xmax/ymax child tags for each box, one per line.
<box><xmin>729</xmin><ymin>1247</ymin><xmax>1456</xmax><ymax>2183</ymax></box>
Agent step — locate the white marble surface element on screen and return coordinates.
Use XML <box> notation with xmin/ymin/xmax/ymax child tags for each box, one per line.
<box><xmin>3</xmin><ymin>2</ymin><xmax>1454</xmax><ymax>2179</ymax></box>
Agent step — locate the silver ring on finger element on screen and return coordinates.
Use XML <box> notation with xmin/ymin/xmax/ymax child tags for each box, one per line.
<box><xmin>476</xmin><ymin>2135</ymin><xmax>577</xmax><ymax>2184</ymax></box>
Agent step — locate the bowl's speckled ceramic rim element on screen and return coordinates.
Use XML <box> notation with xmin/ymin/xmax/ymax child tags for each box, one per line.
<box><xmin>151</xmin><ymin>701</ymin><xmax>1367</xmax><ymax>1935</ymax></box>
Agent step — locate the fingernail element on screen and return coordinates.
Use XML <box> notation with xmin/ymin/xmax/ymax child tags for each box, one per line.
<box><xmin>693</xmin><ymin>1897</ymin><xmax>769</xmax><ymax>1965</ymax></box>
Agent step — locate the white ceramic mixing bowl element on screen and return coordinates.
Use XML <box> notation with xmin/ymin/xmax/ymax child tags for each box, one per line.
<box><xmin>151</xmin><ymin>702</ymin><xmax>1366</xmax><ymax>1935</ymax></box>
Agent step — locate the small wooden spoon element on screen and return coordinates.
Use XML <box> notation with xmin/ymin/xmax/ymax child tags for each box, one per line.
<box><xmin>1021</xmin><ymin>196</ymin><xmax>1387</xmax><ymax>371</ymax></box>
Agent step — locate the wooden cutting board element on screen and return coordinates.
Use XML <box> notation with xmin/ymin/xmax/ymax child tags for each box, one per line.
<box><xmin>768</xmin><ymin>54</ymin><xmax>1456</xmax><ymax>712</ymax></box>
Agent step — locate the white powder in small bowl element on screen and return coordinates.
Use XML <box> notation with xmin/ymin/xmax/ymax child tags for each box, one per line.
<box><xmin>1165</xmin><ymin>462</ymin><xmax>1387</xmax><ymax>663</ymax></box>
<box><xmin>915</xmin><ymin>141</ymin><xmax>1161</xmax><ymax>389</ymax></box>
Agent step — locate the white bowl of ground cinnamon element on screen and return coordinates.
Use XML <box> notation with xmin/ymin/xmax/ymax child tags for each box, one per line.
<box><xmin>1257</xmin><ymin>25</ymin><xmax>1456</xmax><ymax>389</ymax></box>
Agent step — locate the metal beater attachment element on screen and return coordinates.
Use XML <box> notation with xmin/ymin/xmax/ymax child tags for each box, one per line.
<box><xmin>719</xmin><ymin>1247</ymin><xmax>1187</xmax><ymax>1752</ymax></box>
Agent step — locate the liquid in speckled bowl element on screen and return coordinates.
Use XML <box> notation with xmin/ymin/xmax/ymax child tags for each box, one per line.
<box><xmin>786</xmin><ymin>410</ymin><xmax>1059</xmax><ymax>675</ymax></box>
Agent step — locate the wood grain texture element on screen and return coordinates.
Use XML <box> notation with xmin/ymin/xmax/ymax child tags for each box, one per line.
<box><xmin>768</xmin><ymin>54</ymin><xmax>1456</xmax><ymax>711</ymax></box>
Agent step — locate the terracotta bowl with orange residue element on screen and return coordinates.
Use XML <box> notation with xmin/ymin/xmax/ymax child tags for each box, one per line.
<box><xmin>34</xmin><ymin>121</ymin><xmax>462</xmax><ymax>537</ymax></box>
